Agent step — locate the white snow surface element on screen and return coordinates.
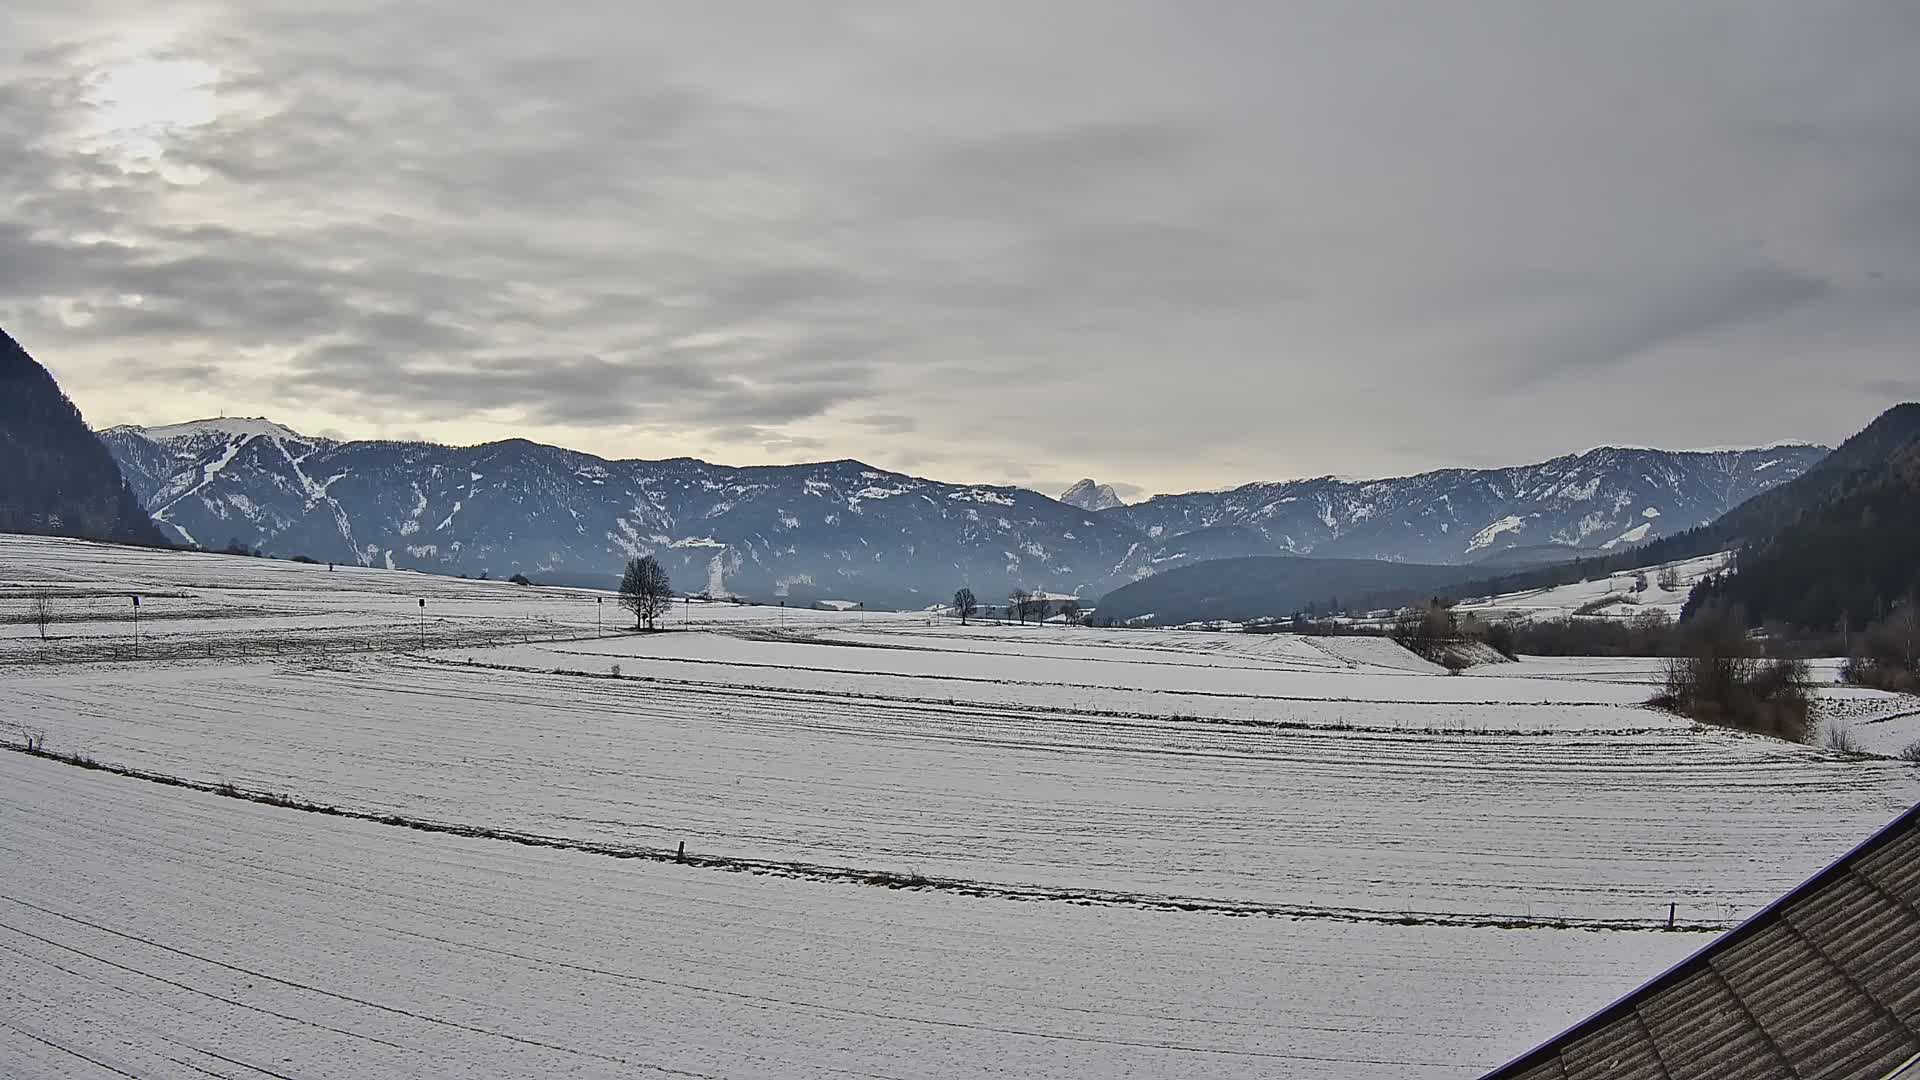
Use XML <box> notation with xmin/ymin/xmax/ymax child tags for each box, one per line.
<box><xmin>132</xmin><ymin>416</ymin><xmax>310</xmax><ymax>443</ymax></box>
<box><xmin>1465</xmin><ymin>514</ymin><xmax>1526</xmax><ymax>553</ymax></box>
<box><xmin>3</xmin><ymin>532</ymin><xmax>1917</xmax><ymax>1079</ymax></box>
<box><xmin>0</xmin><ymin>750</ymin><xmax>1696</xmax><ymax>1079</ymax></box>
<box><xmin>1454</xmin><ymin>552</ymin><xmax>1732</xmax><ymax>623</ymax></box>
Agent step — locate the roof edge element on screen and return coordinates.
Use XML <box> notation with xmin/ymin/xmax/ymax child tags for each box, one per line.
<box><xmin>1480</xmin><ymin>800</ymin><xmax>1920</xmax><ymax>1079</ymax></box>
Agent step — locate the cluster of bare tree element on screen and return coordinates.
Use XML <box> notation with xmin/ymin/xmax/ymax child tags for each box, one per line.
<box><xmin>1008</xmin><ymin>588</ymin><xmax>1034</xmax><ymax>624</ymax></box>
<box><xmin>950</xmin><ymin>587</ymin><xmax>1082</xmax><ymax>626</ymax></box>
<box><xmin>1007</xmin><ymin>589</ymin><xmax>1080</xmax><ymax>625</ymax></box>
<box><xmin>1653</xmin><ymin>608</ymin><xmax>1814</xmax><ymax>742</ymax></box>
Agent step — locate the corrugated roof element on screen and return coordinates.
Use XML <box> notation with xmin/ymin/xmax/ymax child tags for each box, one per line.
<box><xmin>1482</xmin><ymin>802</ymin><xmax>1920</xmax><ymax>1080</ymax></box>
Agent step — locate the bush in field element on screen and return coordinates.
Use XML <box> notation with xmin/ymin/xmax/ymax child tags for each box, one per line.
<box><xmin>1898</xmin><ymin>740</ymin><xmax>1920</xmax><ymax>763</ymax></box>
<box><xmin>1574</xmin><ymin>593</ymin><xmax>1636</xmax><ymax>616</ymax></box>
<box><xmin>1841</xmin><ymin>604</ymin><xmax>1920</xmax><ymax>693</ymax></box>
<box><xmin>1823</xmin><ymin>724</ymin><xmax>1864</xmax><ymax>755</ymax></box>
<box><xmin>1653</xmin><ymin>608</ymin><xmax>1813</xmax><ymax>742</ymax></box>
<box><xmin>508</xmin><ymin>573</ymin><xmax>533</xmax><ymax>586</ymax></box>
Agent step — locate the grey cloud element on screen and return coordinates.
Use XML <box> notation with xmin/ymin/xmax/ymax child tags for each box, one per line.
<box><xmin>917</xmin><ymin>122</ymin><xmax>1200</xmax><ymax>212</ymax></box>
<box><xmin>703</xmin><ymin>425</ymin><xmax>828</xmax><ymax>457</ymax></box>
<box><xmin>1505</xmin><ymin>265</ymin><xmax>1833</xmax><ymax>384</ymax></box>
<box><xmin>286</xmin><ymin>341</ymin><xmax>874</xmax><ymax>430</ymax></box>
<box><xmin>1864</xmin><ymin>378</ymin><xmax>1920</xmax><ymax>401</ymax></box>
<box><xmin>849</xmin><ymin>414</ymin><xmax>917</xmax><ymax>434</ymax></box>
<box><xmin>3</xmin><ymin>2</ymin><xmax>1919</xmax><ymax>491</ymax></box>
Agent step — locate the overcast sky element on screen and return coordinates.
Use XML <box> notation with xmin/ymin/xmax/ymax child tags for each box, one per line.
<box><xmin>3</xmin><ymin>2</ymin><xmax>1917</xmax><ymax>498</ymax></box>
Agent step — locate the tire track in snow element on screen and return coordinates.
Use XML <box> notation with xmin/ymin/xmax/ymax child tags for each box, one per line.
<box><xmin>0</xmin><ymin>896</ymin><xmax>723</xmax><ymax>1079</ymax></box>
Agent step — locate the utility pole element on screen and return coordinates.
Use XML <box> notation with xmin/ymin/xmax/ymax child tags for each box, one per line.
<box><xmin>597</xmin><ymin>596</ymin><xmax>603</xmax><ymax>637</ymax></box>
<box><xmin>131</xmin><ymin>594</ymin><xmax>140</xmax><ymax>659</ymax></box>
<box><xmin>418</xmin><ymin>598</ymin><xmax>426</xmax><ymax>651</ymax></box>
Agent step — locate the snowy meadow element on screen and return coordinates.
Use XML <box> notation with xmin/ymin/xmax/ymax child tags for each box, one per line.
<box><xmin>4</xmin><ymin>534</ymin><xmax>1918</xmax><ymax>1078</ymax></box>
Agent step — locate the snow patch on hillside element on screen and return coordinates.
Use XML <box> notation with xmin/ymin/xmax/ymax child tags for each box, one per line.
<box><xmin>1603</xmin><ymin>522</ymin><xmax>1652</xmax><ymax>548</ymax></box>
<box><xmin>1466</xmin><ymin>514</ymin><xmax>1526</xmax><ymax>553</ymax></box>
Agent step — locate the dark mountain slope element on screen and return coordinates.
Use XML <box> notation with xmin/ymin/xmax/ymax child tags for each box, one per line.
<box><xmin>1685</xmin><ymin>438</ymin><xmax>1920</xmax><ymax>630</ymax></box>
<box><xmin>0</xmin><ymin>328</ymin><xmax>165</xmax><ymax>546</ymax></box>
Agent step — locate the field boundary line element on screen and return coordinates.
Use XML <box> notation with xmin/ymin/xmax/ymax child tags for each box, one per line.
<box><xmin>4</xmin><ymin>742</ymin><xmax>1725</xmax><ymax>934</ymax></box>
<box><xmin>518</xmin><ymin>645</ymin><xmax>1639</xmax><ymax>707</ymax></box>
<box><xmin>428</xmin><ymin>655</ymin><xmax>1667</xmax><ymax>738</ymax></box>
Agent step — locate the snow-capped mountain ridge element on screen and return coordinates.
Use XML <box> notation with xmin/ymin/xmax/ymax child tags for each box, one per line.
<box><xmin>112</xmin><ymin>416</ymin><xmax>315</xmax><ymax>444</ymax></box>
<box><xmin>1099</xmin><ymin>443</ymin><xmax>1828</xmax><ymax>566</ymax></box>
<box><xmin>101</xmin><ymin>418</ymin><xmax>1827</xmax><ymax>603</ymax></box>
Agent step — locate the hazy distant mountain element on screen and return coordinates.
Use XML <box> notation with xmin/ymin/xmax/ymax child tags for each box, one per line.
<box><xmin>101</xmin><ymin>418</ymin><xmax>1826</xmax><ymax>605</ymax></box>
<box><xmin>1058</xmin><ymin>479</ymin><xmax>1126</xmax><ymax>512</ymax></box>
<box><xmin>1104</xmin><ymin>444</ymin><xmax>1828</xmax><ymax>566</ymax></box>
<box><xmin>0</xmin><ymin>328</ymin><xmax>165</xmax><ymax>546</ymax></box>
<box><xmin>101</xmin><ymin>419</ymin><xmax>1143</xmax><ymax>605</ymax></box>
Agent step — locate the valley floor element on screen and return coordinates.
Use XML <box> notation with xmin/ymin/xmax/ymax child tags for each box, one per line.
<box><xmin>3</xmin><ymin>534</ymin><xmax>1917</xmax><ymax>1078</ymax></box>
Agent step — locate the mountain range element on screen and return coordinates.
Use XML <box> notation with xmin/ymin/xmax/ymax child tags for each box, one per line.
<box><xmin>1100</xmin><ymin>403</ymin><xmax>1918</xmax><ymax>626</ymax></box>
<box><xmin>98</xmin><ymin>415</ymin><xmax>1825</xmax><ymax>606</ymax></box>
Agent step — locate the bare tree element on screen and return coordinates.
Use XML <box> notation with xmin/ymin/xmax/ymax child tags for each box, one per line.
<box><xmin>952</xmin><ymin>588</ymin><xmax>978</xmax><ymax>625</ymax></box>
<box><xmin>1656</xmin><ymin>567</ymin><xmax>1682</xmax><ymax>592</ymax></box>
<box><xmin>619</xmin><ymin>556</ymin><xmax>674</xmax><ymax>630</ymax></box>
<box><xmin>30</xmin><ymin>593</ymin><xmax>51</xmax><ymax>641</ymax></box>
<box><xmin>1009</xmin><ymin>588</ymin><xmax>1031</xmax><ymax>625</ymax></box>
<box><xmin>1056</xmin><ymin>599</ymin><xmax>1081</xmax><ymax>624</ymax></box>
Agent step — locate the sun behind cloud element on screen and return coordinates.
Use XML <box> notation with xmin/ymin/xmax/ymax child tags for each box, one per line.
<box><xmin>83</xmin><ymin>56</ymin><xmax>220</xmax><ymax>161</ymax></box>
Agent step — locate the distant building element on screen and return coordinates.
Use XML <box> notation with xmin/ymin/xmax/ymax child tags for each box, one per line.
<box><xmin>1482</xmin><ymin>802</ymin><xmax>1920</xmax><ymax>1079</ymax></box>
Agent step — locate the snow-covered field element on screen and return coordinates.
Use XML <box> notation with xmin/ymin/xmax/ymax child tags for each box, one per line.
<box><xmin>1452</xmin><ymin>551</ymin><xmax>1730</xmax><ymax>623</ymax></box>
<box><xmin>0</xmin><ymin>533</ymin><xmax>900</xmax><ymax>663</ymax></box>
<box><xmin>0</xmin><ymin>751</ymin><xmax>1694</xmax><ymax>1079</ymax></box>
<box><xmin>4</xmin><ymin>534</ymin><xmax>1918</xmax><ymax>1078</ymax></box>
